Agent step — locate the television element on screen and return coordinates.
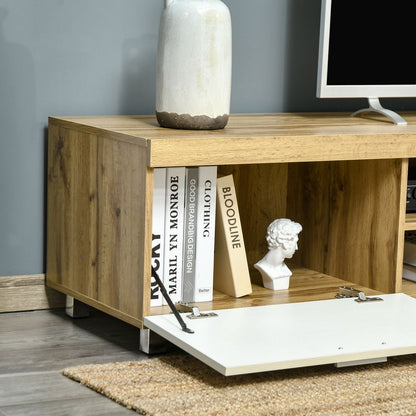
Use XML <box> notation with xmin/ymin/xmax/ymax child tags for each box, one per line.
<box><xmin>316</xmin><ymin>0</ymin><xmax>416</xmax><ymax>125</ymax></box>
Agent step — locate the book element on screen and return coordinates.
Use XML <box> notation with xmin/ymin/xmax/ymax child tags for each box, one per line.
<box><xmin>194</xmin><ymin>166</ymin><xmax>218</xmax><ymax>302</ymax></box>
<box><xmin>150</xmin><ymin>168</ymin><xmax>166</xmax><ymax>307</ymax></box>
<box><xmin>213</xmin><ymin>174</ymin><xmax>252</xmax><ymax>298</ymax></box>
<box><xmin>182</xmin><ymin>167</ymin><xmax>199</xmax><ymax>303</ymax></box>
<box><xmin>404</xmin><ymin>231</ymin><xmax>416</xmax><ymax>266</ymax></box>
<box><xmin>403</xmin><ymin>263</ymin><xmax>416</xmax><ymax>282</ymax></box>
<box><xmin>163</xmin><ymin>167</ymin><xmax>186</xmax><ymax>304</ymax></box>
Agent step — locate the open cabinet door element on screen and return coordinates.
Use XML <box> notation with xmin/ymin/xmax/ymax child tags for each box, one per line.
<box><xmin>144</xmin><ymin>294</ymin><xmax>416</xmax><ymax>376</ymax></box>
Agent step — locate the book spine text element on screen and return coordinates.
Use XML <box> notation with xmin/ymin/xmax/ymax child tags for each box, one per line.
<box><xmin>163</xmin><ymin>167</ymin><xmax>186</xmax><ymax>304</ymax></box>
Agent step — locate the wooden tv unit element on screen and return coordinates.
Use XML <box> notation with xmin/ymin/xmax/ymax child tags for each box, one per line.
<box><xmin>47</xmin><ymin>112</ymin><xmax>416</xmax><ymax>373</ymax></box>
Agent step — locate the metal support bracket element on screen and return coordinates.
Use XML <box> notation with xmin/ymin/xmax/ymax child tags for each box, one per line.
<box><xmin>336</xmin><ymin>286</ymin><xmax>383</xmax><ymax>303</ymax></box>
<box><xmin>152</xmin><ymin>267</ymin><xmax>194</xmax><ymax>333</ymax></box>
<box><xmin>176</xmin><ymin>302</ymin><xmax>218</xmax><ymax>320</ymax></box>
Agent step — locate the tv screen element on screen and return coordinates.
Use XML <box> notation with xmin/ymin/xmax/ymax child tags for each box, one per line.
<box><xmin>328</xmin><ymin>2</ymin><xmax>414</xmax><ymax>86</ymax></box>
<box><xmin>317</xmin><ymin>0</ymin><xmax>416</xmax><ymax>98</ymax></box>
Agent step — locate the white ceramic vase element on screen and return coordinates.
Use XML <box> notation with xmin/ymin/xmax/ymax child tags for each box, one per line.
<box><xmin>156</xmin><ymin>0</ymin><xmax>232</xmax><ymax>130</ymax></box>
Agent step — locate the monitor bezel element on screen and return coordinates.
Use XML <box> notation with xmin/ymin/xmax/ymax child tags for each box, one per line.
<box><xmin>316</xmin><ymin>0</ymin><xmax>416</xmax><ymax>99</ymax></box>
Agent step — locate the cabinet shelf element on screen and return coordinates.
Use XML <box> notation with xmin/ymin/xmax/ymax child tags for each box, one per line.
<box><xmin>149</xmin><ymin>267</ymin><xmax>382</xmax><ymax>316</ymax></box>
<box><xmin>403</xmin><ymin>278</ymin><xmax>416</xmax><ymax>297</ymax></box>
<box><xmin>405</xmin><ymin>213</ymin><xmax>416</xmax><ymax>231</ymax></box>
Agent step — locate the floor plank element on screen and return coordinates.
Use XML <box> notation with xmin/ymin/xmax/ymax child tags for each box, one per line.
<box><xmin>0</xmin><ymin>373</ymin><xmax>133</xmax><ymax>415</ymax></box>
<box><xmin>0</xmin><ymin>372</ymin><xmax>94</xmax><ymax>406</ymax></box>
<box><xmin>0</xmin><ymin>309</ymin><xmax>143</xmax><ymax>374</ymax></box>
<box><xmin>1</xmin><ymin>397</ymin><xmax>134</xmax><ymax>416</ymax></box>
<box><xmin>0</xmin><ymin>307</ymin><xmax>148</xmax><ymax>414</ymax></box>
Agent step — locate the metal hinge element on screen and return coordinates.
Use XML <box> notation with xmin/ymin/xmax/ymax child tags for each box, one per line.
<box><xmin>336</xmin><ymin>286</ymin><xmax>383</xmax><ymax>303</ymax></box>
<box><xmin>176</xmin><ymin>302</ymin><xmax>218</xmax><ymax>320</ymax></box>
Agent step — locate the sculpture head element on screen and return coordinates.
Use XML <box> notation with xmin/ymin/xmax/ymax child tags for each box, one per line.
<box><xmin>266</xmin><ymin>218</ymin><xmax>302</xmax><ymax>259</ymax></box>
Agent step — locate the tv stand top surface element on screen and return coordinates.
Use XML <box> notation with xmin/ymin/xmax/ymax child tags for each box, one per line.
<box><xmin>49</xmin><ymin>112</ymin><xmax>416</xmax><ymax>167</ymax></box>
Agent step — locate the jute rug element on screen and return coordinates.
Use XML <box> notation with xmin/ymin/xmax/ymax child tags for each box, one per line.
<box><xmin>62</xmin><ymin>353</ymin><xmax>416</xmax><ymax>415</ymax></box>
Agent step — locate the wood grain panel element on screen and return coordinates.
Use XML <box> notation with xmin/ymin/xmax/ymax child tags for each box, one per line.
<box><xmin>149</xmin><ymin>133</ymin><xmax>416</xmax><ymax>167</ymax></box>
<box><xmin>287</xmin><ymin>159</ymin><xmax>405</xmax><ymax>293</ymax></box>
<box><xmin>50</xmin><ymin>113</ymin><xmax>416</xmax><ymax>167</ymax></box>
<box><xmin>395</xmin><ymin>158</ymin><xmax>409</xmax><ymax>293</ymax></box>
<box><xmin>47</xmin><ymin>122</ymin><xmax>151</xmax><ymax>328</ymax></box>
<box><xmin>96</xmin><ymin>137</ymin><xmax>150</xmax><ymax>323</ymax></box>
<box><xmin>47</xmin><ymin>123</ymin><xmax>98</xmax><ymax>298</ymax></box>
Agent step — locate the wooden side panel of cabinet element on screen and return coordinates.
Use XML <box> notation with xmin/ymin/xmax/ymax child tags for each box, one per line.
<box><xmin>96</xmin><ymin>137</ymin><xmax>152</xmax><ymax>324</ymax></box>
<box><xmin>47</xmin><ymin>124</ymin><xmax>98</xmax><ymax>298</ymax></box>
<box><xmin>47</xmin><ymin>122</ymin><xmax>152</xmax><ymax>327</ymax></box>
<box><xmin>286</xmin><ymin>159</ymin><xmax>406</xmax><ymax>294</ymax></box>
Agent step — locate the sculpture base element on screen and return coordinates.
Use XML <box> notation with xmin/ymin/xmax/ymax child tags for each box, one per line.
<box><xmin>262</xmin><ymin>275</ymin><xmax>290</xmax><ymax>291</ymax></box>
<box><xmin>156</xmin><ymin>111</ymin><xmax>229</xmax><ymax>130</ymax></box>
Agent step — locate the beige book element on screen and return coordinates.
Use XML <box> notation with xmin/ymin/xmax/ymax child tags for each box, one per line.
<box><xmin>213</xmin><ymin>174</ymin><xmax>252</xmax><ymax>298</ymax></box>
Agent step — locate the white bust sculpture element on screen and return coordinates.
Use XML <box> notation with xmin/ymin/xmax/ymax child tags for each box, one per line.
<box><xmin>254</xmin><ymin>218</ymin><xmax>302</xmax><ymax>290</ymax></box>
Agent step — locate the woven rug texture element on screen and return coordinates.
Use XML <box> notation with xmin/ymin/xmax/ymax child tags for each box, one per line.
<box><xmin>62</xmin><ymin>353</ymin><xmax>416</xmax><ymax>416</ymax></box>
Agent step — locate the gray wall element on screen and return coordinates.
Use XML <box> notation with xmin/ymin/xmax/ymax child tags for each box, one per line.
<box><xmin>1</xmin><ymin>0</ymin><xmax>415</xmax><ymax>276</ymax></box>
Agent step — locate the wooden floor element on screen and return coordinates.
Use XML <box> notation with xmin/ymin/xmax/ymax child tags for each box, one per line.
<box><xmin>0</xmin><ymin>307</ymin><xmax>149</xmax><ymax>415</ymax></box>
<box><xmin>1</xmin><ymin>280</ymin><xmax>416</xmax><ymax>415</ymax></box>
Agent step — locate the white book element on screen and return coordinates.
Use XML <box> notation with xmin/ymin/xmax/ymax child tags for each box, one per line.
<box><xmin>150</xmin><ymin>168</ymin><xmax>166</xmax><ymax>307</ymax></box>
<box><xmin>163</xmin><ymin>167</ymin><xmax>186</xmax><ymax>304</ymax></box>
<box><xmin>182</xmin><ymin>167</ymin><xmax>199</xmax><ymax>303</ymax></box>
<box><xmin>194</xmin><ymin>166</ymin><xmax>217</xmax><ymax>302</ymax></box>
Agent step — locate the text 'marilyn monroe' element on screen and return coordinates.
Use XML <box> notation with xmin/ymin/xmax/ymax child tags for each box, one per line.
<box><xmin>168</xmin><ymin>175</ymin><xmax>180</xmax><ymax>294</ymax></box>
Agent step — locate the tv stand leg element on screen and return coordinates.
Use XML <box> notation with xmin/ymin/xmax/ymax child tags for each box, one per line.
<box><xmin>351</xmin><ymin>97</ymin><xmax>407</xmax><ymax>125</ymax></box>
<box><xmin>65</xmin><ymin>295</ymin><xmax>90</xmax><ymax>318</ymax></box>
<box><xmin>139</xmin><ymin>329</ymin><xmax>173</xmax><ymax>354</ymax></box>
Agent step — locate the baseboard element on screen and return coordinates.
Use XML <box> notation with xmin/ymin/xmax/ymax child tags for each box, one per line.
<box><xmin>0</xmin><ymin>274</ymin><xmax>66</xmax><ymax>313</ymax></box>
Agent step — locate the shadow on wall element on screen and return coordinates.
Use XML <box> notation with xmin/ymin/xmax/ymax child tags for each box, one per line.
<box><xmin>119</xmin><ymin>33</ymin><xmax>158</xmax><ymax>115</ymax></box>
<box><xmin>0</xmin><ymin>7</ymin><xmax>42</xmax><ymax>275</ymax></box>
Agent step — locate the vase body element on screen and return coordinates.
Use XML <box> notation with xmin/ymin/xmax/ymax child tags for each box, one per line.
<box><xmin>156</xmin><ymin>0</ymin><xmax>232</xmax><ymax>130</ymax></box>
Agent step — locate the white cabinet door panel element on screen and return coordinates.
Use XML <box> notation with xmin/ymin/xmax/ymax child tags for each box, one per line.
<box><xmin>144</xmin><ymin>294</ymin><xmax>416</xmax><ymax>376</ymax></box>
